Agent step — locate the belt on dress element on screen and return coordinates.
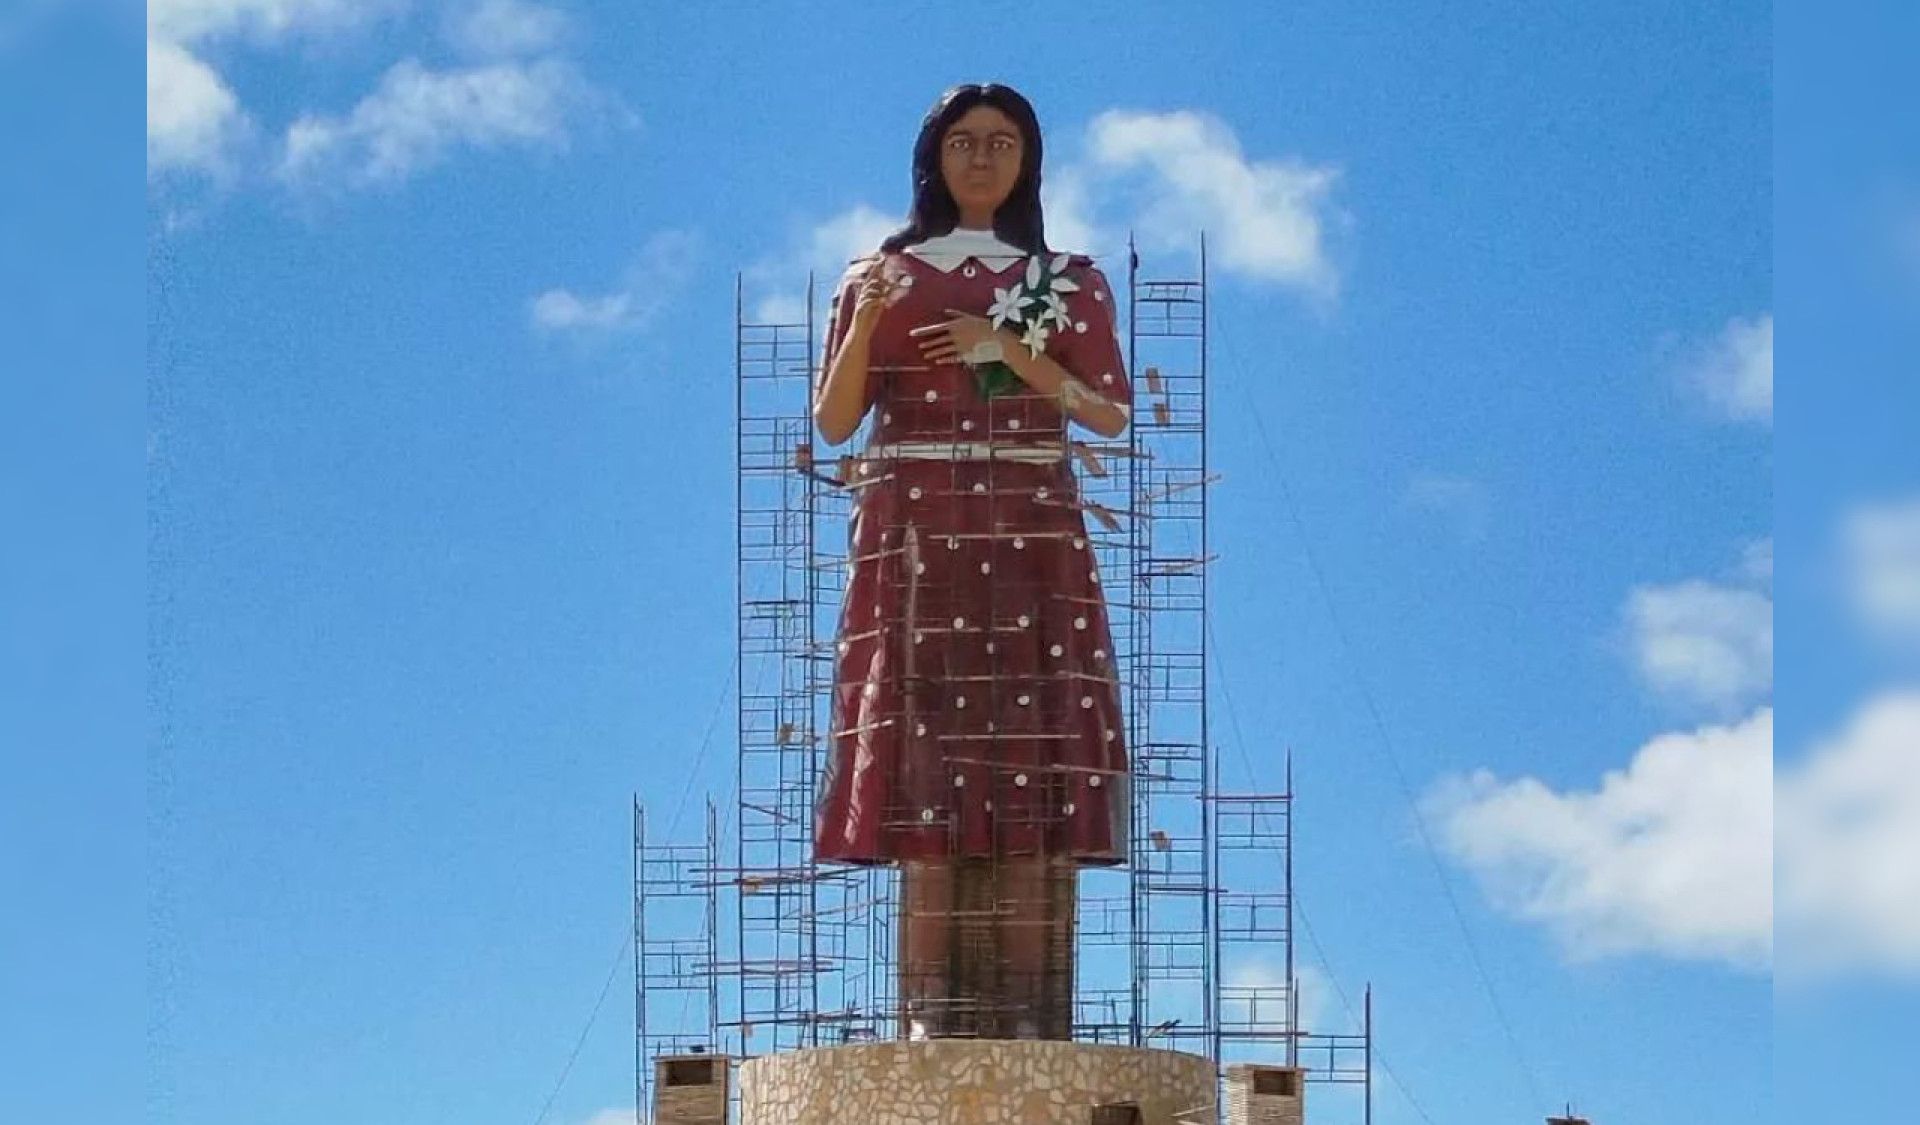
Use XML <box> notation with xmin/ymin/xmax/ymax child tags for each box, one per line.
<box><xmin>866</xmin><ymin>440</ymin><xmax>1067</xmax><ymax>464</ymax></box>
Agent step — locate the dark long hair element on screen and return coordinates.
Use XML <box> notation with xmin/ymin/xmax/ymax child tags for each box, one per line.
<box><xmin>879</xmin><ymin>84</ymin><xmax>1049</xmax><ymax>255</ymax></box>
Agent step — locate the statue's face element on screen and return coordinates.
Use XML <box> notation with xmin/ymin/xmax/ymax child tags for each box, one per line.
<box><xmin>939</xmin><ymin>105</ymin><xmax>1024</xmax><ymax>222</ymax></box>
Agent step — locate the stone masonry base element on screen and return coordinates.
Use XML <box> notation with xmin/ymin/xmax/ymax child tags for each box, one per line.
<box><xmin>738</xmin><ymin>1039</ymin><xmax>1218</xmax><ymax>1125</ymax></box>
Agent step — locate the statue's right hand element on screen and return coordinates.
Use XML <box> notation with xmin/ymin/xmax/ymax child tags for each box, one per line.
<box><xmin>851</xmin><ymin>257</ymin><xmax>893</xmax><ymax>331</ymax></box>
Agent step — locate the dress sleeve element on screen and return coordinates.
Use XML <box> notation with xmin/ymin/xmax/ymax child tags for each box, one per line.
<box><xmin>1052</xmin><ymin>263</ymin><xmax>1132</xmax><ymax>419</ymax></box>
<box><xmin>819</xmin><ymin>258</ymin><xmax>887</xmax><ymax>418</ymax></box>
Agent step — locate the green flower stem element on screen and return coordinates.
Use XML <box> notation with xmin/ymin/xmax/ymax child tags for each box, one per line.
<box><xmin>972</xmin><ymin>361</ymin><xmax>1021</xmax><ymax>400</ymax></box>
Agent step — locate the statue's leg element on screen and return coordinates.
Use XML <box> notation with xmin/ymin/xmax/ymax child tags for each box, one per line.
<box><xmin>993</xmin><ymin>857</ymin><xmax>1077</xmax><ymax>1039</ymax></box>
<box><xmin>900</xmin><ymin>858</ymin><xmax>1078</xmax><ymax>1040</ymax></box>
<box><xmin>1045</xmin><ymin>861</ymin><xmax>1078</xmax><ymax>1038</ymax></box>
<box><xmin>897</xmin><ymin>859</ymin><xmax>954</xmax><ymax>1038</ymax></box>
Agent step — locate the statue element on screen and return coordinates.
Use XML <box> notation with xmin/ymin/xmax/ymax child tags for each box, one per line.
<box><xmin>811</xmin><ymin>83</ymin><xmax>1133</xmax><ymax>1041</ymax></box>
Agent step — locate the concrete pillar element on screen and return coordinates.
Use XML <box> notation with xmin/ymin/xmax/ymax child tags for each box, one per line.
<box><xmin>1223</xmin><ymin>1064</ymin><xmax>1305</xmax><ymax>1125</ymax></box>
<box><xmin>652</xmin><ymin>1053</ymin><xmax>729</xmax><ymax>1125</ymax></box>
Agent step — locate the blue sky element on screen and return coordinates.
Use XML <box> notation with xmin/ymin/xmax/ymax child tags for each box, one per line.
<box><xmin>24</xmin><ymin>0</ymin><xmax>1901</xmax><ymax>1121</ymax></box>
<box><xmin>132</xmin><ymin>2</ymin><xmax>1792</xmax><ymax>1123</ymax></box>
<box><xmin>4</xmin><ymin>4</ymin><xmax>144</xmax><ymax>1122</ymax></box>
<box><xmin>1774</xmin><ymin>2</ymin><xmax>1920</xmax><ymax>1120</ymax></box>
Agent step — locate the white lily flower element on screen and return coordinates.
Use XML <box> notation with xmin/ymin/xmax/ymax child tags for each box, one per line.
<box><xmin>1048</xmin><ymin>269</ymin><xmax>1080</xmax><ymax>295</ymax></box>
<box><xmin>1020</xmin><ymin>319</ymin><xmax>1052</xmax><ymax>355</ymax></box>
<box><xmin>1051</xmin><ymin>252</ymin><xmax>1072</xmax><ymax>274</ymax></box>
<box><xmin>1024</xmin><ymin>255</ymin><xmax>1044</xmax><ymax>290</ymax></box>
<box><xmin>1041</xmin><ymin>291</ymin><xmax>1071</xmax><ymax>329</ymax></box>
<box><xmin>987</xmin><ymin>285</ymin><xmax>1026</xmax><ymax>329</ymax></box>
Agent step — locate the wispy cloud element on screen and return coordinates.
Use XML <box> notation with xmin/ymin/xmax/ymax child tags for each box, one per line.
<box><xmin>1621</xmin><ymin>541</ymin><xmax>1774</xmax><ymax>715</ymax></box>
<box><xmin>1677</xmin><ymin>313</ymin><xmax>1773</xmax><ymax>426</ymax></box>
<box><xmin>1221</xmin><ymin>958</ymin><xmax>1334</xmax><ymax>1034</ymax></box>
<box><xmin>530</xmin><ymin>230</ymin><xmax>702</xmax><ymax>335</ymax></box>
<box><xmin>147</xmin><ymin>0</ymin><xmax>384</xmax><ymax>46</ymax></box>
<box><xmin>1403</xmin><ymin>471</ymin><xmax>1491</xmax><ymax>541</ymax></box>
<box><xmin>443</xmin><ymin>0</ymin><xmax>569</xmax><ymax>58</ymax></box>
<box><xmin>147</xmin><ymin>0</ymin><xmax>612</xmax><ymax>192</ymax></box>
<box><xmin>1623</xmin><ymin>581</ymin><xmax>1774</xmax><ymax>713</ymax></box>
<box><xmin>1039</xmin><ymin>164</ymin><xmax>1102</xmax><ymax>263</ymax></box>
<box><xmin>745</xmin><ymin>204</ymin><xmax>898</xmax><ymax>325</ymax></box>
<box><xmin>281</xmin><ymin>56</ymin><xmax>586</xmax><ymax>188</ymax></box>
<box><xmin>1738</xmin><ymin>537</ymin><xmax>1774</xmax><ymax>586</ymax></box>
<box><xmin>1842</xmin><ymin>495</ymin><xmax>1920</xmax><ymax>645</ymax></box>
<box><xmin>1426</xmin><ymin>708</ymin><xmax>1774</xmax><ymax>970</ymax></box>
<box><xmin>529</xmin><ymin>290</ymin><xmax>641</xmax><ymax>333</ymax></box>
<box><xmin>146</xmin><ymin>0</ymin><xmax>392</xmax><ymax>179</ymax></box>
<box><xmin>147</xmin><ymin>37</ymin><xmax>246</xmax><ymax>176</ymax></box>
<box><xmin>754</xmin><ymin>107</ymin><xmax>1345</xmax><ymax>323</ymax></box>
<box><xmin>1077</xmin><ymin>109</ymin><xmax>1345</xmax><ymax>296</ymax></box>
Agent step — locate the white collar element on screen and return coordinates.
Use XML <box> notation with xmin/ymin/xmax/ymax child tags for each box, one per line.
<box><xmin>905</xmin><ymin>229</ymin><xmax>1029</xmax><ymax>274</ymax></box>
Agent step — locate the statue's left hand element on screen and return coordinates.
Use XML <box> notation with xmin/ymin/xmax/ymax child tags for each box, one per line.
<box><xmin>910</xmin><ymin>309</ymin><xmax>1005</xmax><ymax>367</ymax></box>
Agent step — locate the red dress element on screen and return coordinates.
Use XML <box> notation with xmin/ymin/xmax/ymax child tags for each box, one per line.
<box><xmin>812</xmin><ymin>241</ymin><xmax>1133</xmax><ymax>865</ymax></box>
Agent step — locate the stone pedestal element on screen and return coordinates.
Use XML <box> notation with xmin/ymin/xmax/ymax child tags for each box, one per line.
<box><xmin>739</xmin><ymin>1040</ymin><xmax>1217</xmax><ymax>1125</ymax></box>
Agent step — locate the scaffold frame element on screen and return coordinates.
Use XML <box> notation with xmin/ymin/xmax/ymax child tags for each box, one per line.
<box><xmin>631</xmin><ymin>235</ymin><xmax>1376</xmax><ymax>1124</ymax></box>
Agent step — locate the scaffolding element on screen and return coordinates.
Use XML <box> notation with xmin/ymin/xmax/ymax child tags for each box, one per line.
<box><xmin>632</xmin><ymin>800</ymin><xmax>719</xmax><ymax>1111</ymax></box>
<box><xmin>1121</xmin><ymin>242</ymin><xmax>1216</xmax><ymax>1060</ymax></box>
<box><xmin>725</xmin><ymin>271</ymin><xmax>890</xmax><ymax>1058</ymax></box>
<box><xmin>632</xmin><ymin>237</ymin><xmax>1375</xmax><ymax>1122</ymax></box>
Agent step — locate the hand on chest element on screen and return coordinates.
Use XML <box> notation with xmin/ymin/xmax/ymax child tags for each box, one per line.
<box><xmin>872</xmin><ymin>253</ymin><xmax>1027</xmax><ymax>363</ymax></box>
<box><xmin>869</xmin><ymin>255</ymin><xmax>1067</xmax><ymax>440</ymax></box>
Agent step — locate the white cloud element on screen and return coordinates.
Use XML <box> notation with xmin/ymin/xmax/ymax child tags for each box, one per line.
<box><xmin>1293</xmin><ymin>962</ymin><xmax>1333</xmax><ymax>1034</ymax></box>
<box><xmin>147</xmin><ymin>38</ymin><xmax>246</xmax><ymax>176</ymax></box>
<box><xmin>1079</xmin><ymin>109</ymin><xmax>1343</xmax><ymax>295</ymax></box>
<box><xmin>531</xmin><ymin>230</ymin><xmax>700</xmax><ymax>335</ymax></box>
<box><xmin>281</xmin><ymin>57</ymin><xmax>583</xmax><ymax>188</ymax></box>
<box><xmin>746</xmin><ymin>203</ymin><xmax>897</xmax><ymax>324</ymax></box>
<box><xmin>1779</xmin><ymin>691</ymin><xmax>1920</xmax><ymax>979</ymax></box>
<box><xmin>800</xmin><ymin>204</ymin><xmax>899</xmax><ymax>285</ymax></box>
<box><xmin>572</xmin><ymin>1110</ymin><xmax>637</xmax><ymax>1125</ymax></box>
<box><xmin>755</xmin><ymin>107</ymin><xmax>1341</xmax><ymax>324</ymax></box>
<box><xmin>1679</xmin><ymin>313</ymin><xmax>1773</xmax><ymax>425</ymax></box>
<box><xmin>149</xmin><ymin>0</ymin><xmax>600</xmax><ymax>192</ymax></box>
<box><xmin>148</xmin><ymin>0</ymin><xmax>381</xmax><ymax>45</ymax></box>
<box><xmin>1038</xmin><ymin>163</ymin><xmax>1105</xmax><ymax>261</ymax></box>
<box><xmin>1426</xmin><ymin>708</ymin><xmax>1774</xmax><ymax>969</ymax></box>
<box><xmin>750</xmin><ymin>293</ymin><xmax>809</xmax><ymax>328</ymax></box>
<box><xmin>1220</xmin><ymin>958</ymin><xmax>1329</xmax><ymax>1034</ymax></box>
<box><xmin>146</xmin><ymin>0</ymin><xmax>385</xmax><ymax>182</ymax></box>
<box><xmin>1843</xmin><ymin>496</ymin><xmax>1920</xmax><ymax>644</ymax></box>
<box><xmin>1623</xmin><ymin>579</ymin><xmax>1774</xmax><ymax>714</ymax></box>
<box><xmin>529</xmin><ymin>290</ymin><xmax>638</xmax><ymax>332</ymax></box>
<box><xmin>1618</xmin><ymin>540</ymin><xmax>1774</xmax><ymax>716</ymax></box>
<box><xmin>444</xmin><ymin>0</ymin><xmax>569</xmax><ymax>59</ymax></box>
<box><xmin>1403</xmin><ymin>471</ymin><xmax>1491</xmax><ymax>541</ymax></box>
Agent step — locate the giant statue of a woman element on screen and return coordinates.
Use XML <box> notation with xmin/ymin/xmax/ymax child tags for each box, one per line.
<box><xmin>812</xmin><ymin>84</ymin><xmax>1132</xmax><ymax>1042</ymax></box>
